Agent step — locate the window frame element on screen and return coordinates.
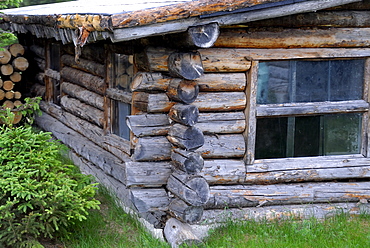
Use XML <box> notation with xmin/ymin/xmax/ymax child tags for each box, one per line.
<box><xmin>244</xmin><ymin>49</ymin><xmax>370</xmax><ymax>166</ymax></box>
<box><xmin>45</xmin><ymin>42</ymin><xmax>61</xmax><ymax>104</ymax></box>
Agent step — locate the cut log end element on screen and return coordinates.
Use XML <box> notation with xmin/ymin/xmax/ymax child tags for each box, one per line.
<box><xmin>188</xmin><ymin>22</ymin><xmax>220</xmax><ymax>48</ymax></box>
<box><xmin>164</xmin><ymin>218</ymin><xmax>203</xmax><ymax>248</ymax></box>
<box><xmin>168</xmin><ymin>51</ymin><xmax>204</xmax><ymax>80</ymax></box>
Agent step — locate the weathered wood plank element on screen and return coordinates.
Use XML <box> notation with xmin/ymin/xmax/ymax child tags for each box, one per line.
<box><xmin>60</xmin><ymin>95</ymin><xmax>104</xmax><ymax>127</ymax></box>
<box><xmin>125</xmin><ymin>161</ymin><xmax>172</xmax><ymax>187</ymax></box>
<box><xmin>257</xmin><ymin>100</ymin><xmax>369</xmax><ymax>117</ymax></box>
<box><xmin>132</xmin><ymin>136</ymin><xmax>172</xmax><ymax>161</ymax></box>
<box><xmin>62</xmin><ymin>82</ymin><xmax>105</xmax><ymax>110</ymax></box>
<box><xmin>200</xmin><ymin>159</ymin><xmax>246</xmax><ymax>185</ymax></box>
<box><xmin>35</xmin><ymin>112</ymin><xmax>128</xmax><ymax>184</ymax></box>
<box><xmin>106</xmin><ymin>88</ymin><xmax>132</xmax><ymax>104</ymax></box>
<box><xmin>40</xmin><ymin>101</ymin><xmax>131</xmax><ymax>156</ymax></box>
<box><xmin>205</xmin><ymin>181</ymin><xmax>370</xmax><ymax>209</ymax></box>
<box><xmin>127</xmin><ymin>114</ymin><xmax>170</xmax><ymax>137</ymax></box>
<box><xmin>215</xmin><ymin>28</ymin><xmax>370</xmax><ymax>48</ymax></box>
<box><xmin>197</xmin><ymin>134</ymin><xmax>245</xmax><ymax>158</ymax></box>
<box><xmin>195</xmin><ymin>111</ymin><xmax>245</xmax><ymax>134</ymax></box>
<box><xmin>61</xmin><ymin>66</ymin><xmax>105</xmax><ymax>95</ymax></box>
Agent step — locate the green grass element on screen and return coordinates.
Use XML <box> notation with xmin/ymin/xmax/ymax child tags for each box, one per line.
<box><xmin>58</xmin><ymin>187</ymin><xmax>370</xmax><ymax>248</ymax></box>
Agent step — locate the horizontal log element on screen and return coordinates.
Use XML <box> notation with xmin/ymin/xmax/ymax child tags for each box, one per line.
<box><xmin>201</xmin><ymin>202</ymin><xmax>370</xmax><ymax>224</ymax></box>
<box><xmin>40</xmin><ymin>101</ymin><xmax>131</xmax><ymax>158</ymax></box>
<box><xmin>106</xmin><ymin>88</ymin><xmax>132</xmax><ymax>104</ymax></box>
<box><xmin>127</xmin><ymin>114</ymin><xmax>170</xmax><ymax>137</ymax></box>
<box><xmin>133</xmin><ymin>136</ymin><xmax>172</xmax><ymax>161</ymax></box>
<box><xmin>198</xmin><ymin>134</ymin><xmax>245</xmax><ymax>158</ymax></box>
<box><xmin>133</xmin><ymin>92</ymin><xmax>246</xmax><ymax>113</ymax></box>
<box><xmin>123</xmin><ymin>159</ymin><xmax>246</xmax><ymax>187</ymax></box>
<box><xmin>35</xmin><ymin>112</ymin><xmax>128</xmax><ymax>184</ymax></box>
<box><xmin>134</xmin><ymin>46</ymin><xmax>251</xmax><ymax>73</ymax></box>
<box><xmin>215</xmin><ymin>27</ymin><xmax>370</xmax><ymax>48</ymax></box>
<box><xmin>205</xmin><ymin>181</ymin><xmax>370</xmax><ymax>209</ymax></box>
<box><xmin>195</xmin><ymin>111</ymin><xmax>245</xmax><ymax>134</ymax></box>
<box><xmin>60</xmin><ymin>66</ymin><xmax>105</xmax><ymax>95</ymax></box>
<box><xmin>257</xmin><ymin>100</ymin><xmax>369</xmax><ymax>117</ymax></box>
<box><xmin>125</xmin><ymin>162</ymin><xmax>172</xmax><ymax>187</ymax></box>
<box><xmin>171</xmin><ymin>148</ymin><xmax>204</xmax><ymax>174</ymax></box>
<box><xmin>168</xmin><ymin>198</ymin><xmax>204</xmax><ymax>224</ymax></box>
<box><xmin>63</xmin><ymin>43</ymin><xmax>105</xmax><ymax>65</ymax></box>
<box><xmin>61</xmin><ymin>54</ymin><xmax>105</xmax><ymax>77</ymax></box>
<box><xmin>131</xmin><ymin>72</ymin><xmax>170</xmax><ymax>92</ymax></box>
<box><xmin>167</xmin><ymin>170</ymin><xmax>210</xmax><ymax>207</ymax></box>
<box><xmin>167</xmin><ymin>124</ymin><xmax>204</xmax><ymax>151</ymax></box>
<box><xmin>62</xmin><ymin>82</ymin><xmax>104</xmax><ymax>110</ymax></box>
<box><xmin>60</xmin><ymin>95</ymin><xmax>104</xmax><ymax>127</ymax></box>
<box><xmin>164</xmin><ymin>218</ymin><xmax>203</xmax><ymax>248</ymax></box>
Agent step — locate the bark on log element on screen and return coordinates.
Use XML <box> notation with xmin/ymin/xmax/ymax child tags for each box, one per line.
<box><xmin>9</xmin><ymin>43</ymin><xmax>25</xmax><ymax>57</ymax></box>
<box><xmin>206</xmin><ymin>181</ymin><xmax>370</xmax><ymax>209</ymax></box>
<box><xmin>40</xmin><ymin>101</ymin><xmax>131</xmax><ymax>157</ymax></box>
<box><xmin>169</xmin><ymin>104</ymin><xmax>199</xmax><ymax>126</ymax></box>
<box><xmin>133</xmin><ymin>136</ymin><xmax>172</xmax><ymax>161</ymax></box>
<box><xmin>195</xmin><ymin>73</ymin><xmax>246</xmax><ymax>92</ymax></box>
<box><xmin>131</xmin><ymin>72</ymin><xmax>170</xmax><ymax>92</ymax></box>
<box><xmin>61</xmin><ymin>54</ymin><xmax>105</xmax><ymax>77</ymax></box>
<box><xmin>195</xmin><ymin>112</ymin><xmax>245</xmax><ymax>134</ymax></box>
<box><xmin>0</xmin><ymin>49</ymin><xmax>11</xmax><ymax>64</ymax></box>
<box><xmin>167</xmin><ymin>170</ymin><xmax>210</xmax><ymax>207</ymax></box>
<box><xmin>106</xmin><ymin>88</ymin><xmax>132</xmax><ymax>104</ymax></box>
<box><xmin>60</xmin><ymin>66</ymin><xmax>105</xmax><ymax>95</ymax></box>
<box><xmin>60</xmin><ymin>95</ymin><xmax>104</xmax><ymax>127</ymax></box>
<box><xmin>167</xmin><ymin>124</ymin><xmax>204</xmax><ymax>151</ymax></box>
<box><xmin>134</xmin><ymin>46</ymin><xmax>251</xmax><ymax>73</ymax></box>
<box><xmin>171</xmin><ymin>148</ymin><xmax>204</xmax><ymax>174</ymax></box>
<box><xmin>169</xmin><ymin>198</ymin><xmax>203</xmax><ymax>224</ymax></box>
<box><xmin>12</xmin><ymin>57</ymin><xmax>29</xmax><ymax>71</ymax></box>
<box><xmin>125</xmin><ymin>161</ymin><xmax>172</xmax><ymax>187</ymax></box>
<box><xmin>168</xmin><ymin>51</ymin><xmax>204</xmax><ymax>80</ymax></box>
<box><xmin>126</xmin><ymin>113</ymin><xmax>170</xmax><ymax>137</ymax></box>
<box><xmin>61</xmin><ymin>82</ymin><xmax>104</xmax><ymax>110</ymax></box>
<box><xmin>1</xmin><ymin>64</ymin><xmax>13</xmax><ymax>75</ymax></box>
<box><xmin>164</xmin><ymin>218</ymin><xmax>203</xmax><ymax>248</ymax></box>
<box><xmin>198</xmin><ymin>134</ymin><xmax>245</xmax><ymax>158</ymax></box>
<box><xmin>167</xmin><ymin>79</ymin><xmax>199</xmax><ymax>104</ymax></box>
<box><xmin>133</xmin><ymin>92</ymin><xmax>246</xmax><ymax>113</ymax></box>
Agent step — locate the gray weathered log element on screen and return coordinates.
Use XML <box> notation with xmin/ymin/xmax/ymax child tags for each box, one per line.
<box><xmin>60</xmin><ymin>66</ymin><xmax>105</xmax><ymax>95</ymax></box>
<box><xmin>169</xmin><ymin>198</ymin><xmax>203</xmax><ymax>224</ymax></box>
<box><xmin>169</xmin><ymin>104</ymin><xmax>199</xmax><ymax>126</ymax></box>
<box><xmin>166</xmin><ymin>79</ymin><xmax>199</xmax><ymax>104</ymax></box>
<box><xmin>133</xmin><ymin>136</ymin><xmax>172</xmax><ymax>161</ymax></box>
<box><xmin>125</xmin><ymin>161</ymin><xmax>172</xmax><ymax>187</ymax></box>
<box><xmin>60</xmin><ymin>95</ymin><xmax>104</xmax><ymax>127</ymax></box>
<box><xmin>168</xmin><ymin>124</ymin><xmax>204</xmax><ymax>151</ymax></box>
<box><xmin>127</xmin><ymin>114</ymin><xmax>170</xmax><ymax>137</ymax></box>
<box><xmin>62</xmin><ymin>82</ymin><xmax>104</xmax><ymax>110</ymax></box>
<box><xmin>164</xmin><ymin>218</ymin><xmax>203</xmax><ymax>248</ymax></box>
<box><xmin>167</xmin><ymin>170</ymin><xmax>210</xmax><ymax>207</ymax></box>
<box><xmin>35</xmin><ymin>112</ymin><xmax>128</xmax><ymax>184</ymax></box>
<box><xmin>61</xmin><ymin>54</ymin><xmax>105</xmax><ymax>77</ymax></box>
<box><xmin>195</xmin><ymin>112</ymin><xmax>245</xmax><ymax>134</ymax></box>
<box><xmin>198</xmin><ymin>134</ymin><xmax>245</xmax><ymax>158</ymax></box>
<box><xmin>200</xmin><ymin>159</ymin><xmax>246</xmax><ymax>185</ymax></box>
<box><xmin>195</xmin><ymin>73</ymin><xmax>246</xmax><ymax>91</ymax></box>
<box><xmin>106</xmin><ymin>88</ymin><xmax>132</xmax><ymax>104</ymax></box>
<box><xmin>171</xmin><ymin>148</ymin><xmax>204</xmax><ymax>174</ymax></box>
<box><xmin>132</xmin><ymin>92</ymin><xmax>175</xmax><ymax>113</ymax></box>
<box><xmin>205</xmin><ymin>181</ymin><xmax>370</xmax><ymax>209</ymax></box>
<box><xmin>40</xmin><ymin>101</ymin><xmax>131</xmax><ymax>157</ymax></box>
<box><xmin>168</xmin><ymin>51</ymin><xmax>204</xmax><ymax>80</ymax></box>
<box><xmin>131</xmin><ymin>72</ymin><xmax>170</xmax><ymax>92</ymax></box>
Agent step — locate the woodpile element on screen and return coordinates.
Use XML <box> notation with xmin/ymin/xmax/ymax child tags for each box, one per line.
<box><xmin>0</xmin><ymin>43</ymin><xmax>29</xmax><ymax>123</ymax></box>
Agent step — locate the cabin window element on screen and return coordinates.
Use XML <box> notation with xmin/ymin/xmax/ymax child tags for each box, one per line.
<box><xmin>111</xmin><ymin>54</ymin><xmax>134</xmax><ymax>140</ymax></box>
<box><xmin>47</xmin><ymin>43</ymin><xmax>61</xmax><ymax>104</ymax></box>
<box><xmin>251</xmin><ymin>58</ymin><xmax>368</xmax><ymax>161</ymax></box>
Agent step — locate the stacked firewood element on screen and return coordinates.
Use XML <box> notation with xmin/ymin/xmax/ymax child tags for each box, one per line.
<box><xmin>0</xmin><ymin>43</ymin><xmax>29</xmax><ymax>109</ymax></box>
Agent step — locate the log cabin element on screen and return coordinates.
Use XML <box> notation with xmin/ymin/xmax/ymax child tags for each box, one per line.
<box><xmin>2</xmin><ymin>0</ymin><xmax>370</xmax><ymax>246</ymax></box>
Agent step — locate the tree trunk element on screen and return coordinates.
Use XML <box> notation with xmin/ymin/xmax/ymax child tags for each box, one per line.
<box><xmin>167</xmin><ymin>79</ymin><xmax>199</xmax><ymax>104</ymax></box>
<box><xmin>169</xmin><ymin>104</ymin><xmax>199</xmax><ymax>126</ymax></box>
<box><xmin>168</xmin><ymin>124</ymin><xmax>204</xmax><ymax>151</ymax></box>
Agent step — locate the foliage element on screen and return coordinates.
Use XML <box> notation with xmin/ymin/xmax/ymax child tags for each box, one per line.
<box><xmin>0</xmin><ymin>97</ymin><xmax>42</xmax><ymax>127</ymax></box>
<box><xmin>0</xmin><ymin>126</ymin><xmax>100</xmax><ymax>248</ymax></box>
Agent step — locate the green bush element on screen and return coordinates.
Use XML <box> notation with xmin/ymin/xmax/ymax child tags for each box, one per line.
<box><xmin>0</xmin><ymin>125</ymin><xmax>100</xmax><ymax>247</ymax></box>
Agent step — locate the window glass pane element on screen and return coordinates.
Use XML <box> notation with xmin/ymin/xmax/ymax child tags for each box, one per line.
<box><xmin>115</xmin><ymin>54</ymin><xmax>134</xmax><ymax>92</ymax></box>
<box><xmin>323</xmin><ymin>113</ymin><xmax>362</xmax><ymax>155</ymax></box>
<box><xmin>113</xmin><ymin>101</ymin><xmax>131</xmax><ymax>140</ymax></box>
<box><xmin>255</xmin><ymin>117</ymin><xmax>287</xmax><ymax>159</ymax></box>
<box><xmin>257</xmin><ymin>59</ymin><xmax>364</xmax><ymax>104</ymax></box>
<box><xmin>256</xmin><ymin>113</ymin><xmax>362</xmax><ymax>159</ymax></box>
